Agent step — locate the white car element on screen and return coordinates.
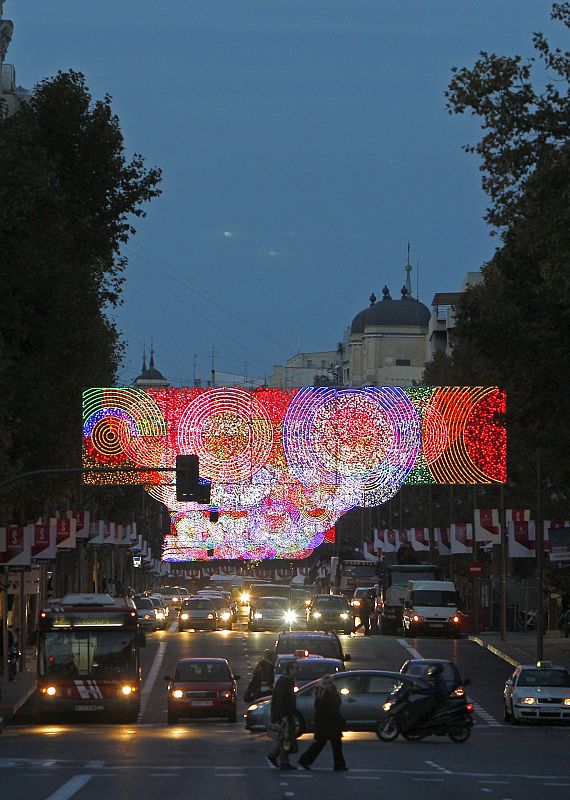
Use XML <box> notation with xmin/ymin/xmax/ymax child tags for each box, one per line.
<box><xmin>504</xmin><ymin>661</ymin><xmax>570</xmax><ymax>724</ymax></box>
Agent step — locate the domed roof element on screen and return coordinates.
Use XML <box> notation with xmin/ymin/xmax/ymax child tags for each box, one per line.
<box><xmin>350</xmin><ymin>286</ymin><xmax>430</xmax><ymax>334</ymax></box>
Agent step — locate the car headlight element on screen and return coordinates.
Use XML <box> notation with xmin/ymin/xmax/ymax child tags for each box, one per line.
<box><xmin>172</xmin><ymin>689</ymin><xmax>184</xmax><ymax>699</ymax></box>
<box><xmin>241</xmin><ymin>593</ymin><xmax>250</xmax><ymax>603</ymax></box>
<box><xmin>450</xmin><ymin>615</ymin><xmax>461</xmax><ymax>624</ymax></box>
<box><xmin>254</xmin><ymin>612</ymin><xmax>263</xmax><ymax>619</ymax></box>
<box><xmin>172</xmin><ymin>597</ymin><xmax>179</xmax><ymax>603</ymax></box>
<box><xmin>383</xmin><ymin>701</ymin><xmax>392</xmax><ymax>712</ymax></box>
<box><xmin>207</xmin><ymin>613</ymin><xmax>214</xmax><ymax>619</ymax></box>
<box><xmin>248</xmin><ymin>704</ymin><xmax>259</xmax><ymax>711</ymax></box>
<box><xmin>339</xmin><ymin>613</ymin><xmax>349</xmax><ymax>619</ymax></box>
<box><xmin>522</xmin><ymin>696</ymin><xmax>536</xmax><ymax>705</ymax></box>
<box><xmin>284</xmin><ymin>611</ymin><xmax>297</xmax><ymax>623</ymax></box>
<box><xmin>143</xmin><ymin>614</ymin><xmax>150</xmax><ymax>619</ymax></box>
<box><xmin>221</xmin><ymin>612</ymin><xmax>231</xmax><ymax>621</ymax></box>
<box><xmin>312</xmin><ymin>612</ymin><xmax>322</xmax><ymax>619</ymax></box>
<box><xmin>563</xmin><ymin>698</ymin><xmax>570</xmax><ymax>706</ymax></box>
<box><xmin>412</xmin><ymin>614</ymin><xmax>423</xmax><ymax>623</ymax></box>
<box><xmin>180</xmin><ymin>613</ymin><xmax>189</xmax><ymax>620</ymax></box>
<box><xmin>451</xmin><ymin>687</ymin><xmax>465</xmax><ymax>698</ymax></box>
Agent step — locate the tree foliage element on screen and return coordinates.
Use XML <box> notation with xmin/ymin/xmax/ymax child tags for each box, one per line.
<box><xmin>0</xmin><ymin>71</ymin><xmax>161</xmax><ymax>521</ymax></box>
<box><xmin>425</xmin><ymin>4</ymin><xmax>570</xmax><ymax>515</ymax></box>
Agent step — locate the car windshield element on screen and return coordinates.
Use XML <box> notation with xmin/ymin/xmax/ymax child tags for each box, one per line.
<box><xmin>174</xmin><ymin>661</ymin><xmax>230</xmax><ymax>682</ymax></box>
<box><xmin>134</xmin><ymin>598</ymin><xmax>153</xmax><ymax>609</ymax></box>
<box><xmin>257</xmin><ymin>598</ymin><xmax>288</xmax><ymax>609</ymax></box>
<box><xmin>518</xmin><ymin>669</ymin><xmax>570</xmax><ymax>687</ymax></box>
<box><xmin>411</xmin><ymin>591</ymin><xmax>456</xmax><ymax>607</ymax></box>
<box><xmin>278</xmin><ymin>636</ymin><xmax>339</xmax><ymax>658</ymax></box>
<box><xmin>403</xmin><ymin>662</ymin><xmax>459</xmax><ymax>684</ymax></box>
<box><xmin>183</xmin><ymin>599</ymin><xmax>214</xmax><ymax>610</ymax></box>
<box><xmin>314</xmin><ymin>597</ymin><xmax>348</xmax><ymax>609</ymax></box>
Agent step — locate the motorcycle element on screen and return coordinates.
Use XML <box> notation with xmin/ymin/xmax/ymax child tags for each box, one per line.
<box><xmin>377</xmin><ymin>680</ymin><xmax>474</xmax><ymax>744</ymax></box>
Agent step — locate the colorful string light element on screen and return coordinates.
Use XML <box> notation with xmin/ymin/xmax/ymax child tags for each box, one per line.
<box><xmin>82</xmin><ymin>386</ymin><xmax>507</xmax><ymax>560</ymax></box>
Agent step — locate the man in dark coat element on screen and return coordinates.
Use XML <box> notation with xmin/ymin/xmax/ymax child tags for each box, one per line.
<box><xmin>298</xmin><ymin>675</ymin><xmax>348</xmax><ymax>771</ymax></box>
<box><xmin>266</xmin><ymin>660</ymin><xmax>299</xmax><ymax>770</ymax></box>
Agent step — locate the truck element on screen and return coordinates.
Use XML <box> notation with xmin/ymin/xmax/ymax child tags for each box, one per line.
<box><xmin>378</xmin><ymin>563</ymin><xmax>440</xmax><ymax>634</ymax></box>
<box><xmin>402</xmin><ymin>580</ymin><xmax>461</xmax><ymax>639</ymax></box>
<box><xmin>338</xmin><ymin>560</ymin><xmax>378</xmax><ymax>595</ymax></box>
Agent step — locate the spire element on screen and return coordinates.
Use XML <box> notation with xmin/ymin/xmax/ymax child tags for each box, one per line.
<box><xmin>149</xmin><ymin>338</ymin><xmax>155</xmax><ymax>370</ymax></box>
<box><xmin>142</xmin><ymin>347</ymin><xmax>147</xmax><ymax>373</ymax></box>
<box><xmin>404</xmin><ymin>241</ymin><xmax>413</xmax><ymax>297</ymax></box>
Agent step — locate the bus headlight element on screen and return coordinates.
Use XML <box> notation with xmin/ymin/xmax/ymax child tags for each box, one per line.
<box><xmin>45</xmin><ymin>686</ymin><xmax>57</xmax><ymax>697</ymax></box>
<box><xmin>121</xmin><ymin>685</ymin><xmax>135</xmax><ymax>695</ymax></box>
<box><xmin>284</xmin><ymin>610</ymin><xmax>297</xmax><ymax>624</ymax></box>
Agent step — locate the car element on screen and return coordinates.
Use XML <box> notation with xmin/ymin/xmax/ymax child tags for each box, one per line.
<box><xmin>147</xmin><ymin>596</ymin><xmax>168</xmax><ymax>629</ymax></box>
<box><xmin>245</xmin><ymin>670</ymin><xmax>408</xmax><ymax>735</ymax></box>
<box><xmin>249</xmin><ymin>596</ymin><xmax>292</xmax><ymax>631</ymax></box>
<box><xmin>400</xmin><ymin>658</ymin><xmax>470</xmax><ymax>699</ymax></box>
<box><xmin>133</xmin><ymin>596</ymin><xmax>160</xmax><ymax>631</ymax></box>
<box><xmin>198</xmin><ymin>595</ymin><xmax>233</xmax><ymax>630</ymax></box>
<box><xmin>166</xmin><ymin>657</ymin><xmax>240</xmax><ymax>724</ymax></box>
<box><xmin>274</xmin><ymin>655</ymin><xmax>344</xmax><ymax>688</ymax></box>
<box><xmin>306</xmin><ymin>595</ymin><xmax>354</xmax><ymax>634</ymax></box>
<box><xmin>503</xmin><ymin>660</ymin><xmax>570</xmax><ymax>724</ymax></box>
<box><xmin>158</xmin><ymin>588</ymin><xmax>188</xmax><ymax>612</ymax></box>
<box><xmin>178</xmin><ymin>598</ymin><xmax>218</xmax><ymax>631</ymax></box>
<box><xmin>275</xmin><ymin>630</ymin><xmax>351</xmax><ymax>662</ymax></box>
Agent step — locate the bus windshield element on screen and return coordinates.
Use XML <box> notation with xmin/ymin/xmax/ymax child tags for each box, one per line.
<box><xmin>342</xmin><ymin>564</ymin><xmax>375</xmax><ymax>578</ymax></box>
<box><xmin>38</xmin><ymin>630</ymin><xmax>137</xmax><ymax>679</ymax></box>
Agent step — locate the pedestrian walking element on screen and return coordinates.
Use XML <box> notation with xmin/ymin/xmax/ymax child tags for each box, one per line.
<box><xmin>358</xmin><ymin>592</ymin><xmax>371</xmax><ymax>636</ymax></box>
<box><xmin>298</xmin><ymin>675</ymin><xmax>348</xmax><ymax>771</ymax></box>
<box><xmin>266</xmin><ymin>660</ymin><xmax>299</xmax><ymax>770</ymax></box>
<box><xmin>245</xmin><ymin>649</ymin><xmax>275</xmax><ymax>701</ymax></box>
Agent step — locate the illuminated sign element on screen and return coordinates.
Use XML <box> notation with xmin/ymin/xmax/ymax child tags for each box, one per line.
<box><xmin>83</xmin><ymin>386</ymin><xmax>507</xmax><ymax>561</ymax></box>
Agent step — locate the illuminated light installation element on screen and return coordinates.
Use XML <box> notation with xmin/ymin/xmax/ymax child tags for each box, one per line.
<box><xmin>82</xmin><ymin>386</ymin><xmax>507</xmax><ymax>560</ymax></box>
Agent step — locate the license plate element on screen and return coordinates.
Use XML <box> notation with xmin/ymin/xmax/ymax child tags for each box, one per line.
<box><xmin>74</xmin><ymin>704</ymin><xmax>104</xmax><ymax>711</ymax></box>
<box><xmin>430</xmin><ymin>623</ymin><xmax>444</xmax><ymax>628</ymax></box>
<box><xmin>191</xmin><ymin>700</ymin><xmax>213</xmax><ymax>707</ymax></box>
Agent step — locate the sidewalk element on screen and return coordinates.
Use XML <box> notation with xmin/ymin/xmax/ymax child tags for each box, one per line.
<box><xmin>469</xmin><ymin>630</ymin><xmax>570</xmax><ymax>670</ymax></box>
<box><xmin>0</xmin><ymin>646</ymin><xmax>37</xmax><ymax>725</ymax></box>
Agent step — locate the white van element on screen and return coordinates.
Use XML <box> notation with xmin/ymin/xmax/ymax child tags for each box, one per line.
<box><xmin>402</xmin><ymin>580</ymin><xmax>461</xmax><ymax>639</ymax></box>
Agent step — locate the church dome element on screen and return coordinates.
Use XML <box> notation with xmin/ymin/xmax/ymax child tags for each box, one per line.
<box><xmin>350</xmin><ymin>286</ymin><xmax>430</xmax><ymax>334</ymax></box>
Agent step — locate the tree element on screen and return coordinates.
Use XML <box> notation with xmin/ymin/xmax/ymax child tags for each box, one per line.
<box><xmin>424</xmin><ymin>4</ymin><xmax>570</xmax><ymax>513</ymax></box>
<box><xmin>0</xmin><ymin>71</ymin><xmax>161</xmax><ymax>521</ymax></box>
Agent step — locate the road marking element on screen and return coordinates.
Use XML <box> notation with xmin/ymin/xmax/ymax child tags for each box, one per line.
<box><xmin>138</xmin><ymin>640</ymin><xmax>168</xmax><ymax>723</ymax></box>
<box><xmin>397</xmin><ymin>638</ymin><xmax>422</xmax><ymax>659</ymax></box>
<box><xmin>412</xmin><ymin>778</ymin><xmax>445</xmax><ymax>782</ymax></box>
<box><xmin>85</xmin><ymin>761</ymin><xmax>105</xmax><ymax>769</ymax></box>
<box><xmin>426</xmin><ymin>760</ymin><xmax>452</xmax><ymax>775</ymax></box>
<box><xmin>44</xmin><ymin>775</ymin><xmax>92</xmax><ymax>800</ymax></box>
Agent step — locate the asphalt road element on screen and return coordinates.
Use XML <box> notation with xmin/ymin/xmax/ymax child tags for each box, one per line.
<box><xmin>3</xmin><ymin>610</ymin><xmax>570</xmax><ymax>800</ymax></box>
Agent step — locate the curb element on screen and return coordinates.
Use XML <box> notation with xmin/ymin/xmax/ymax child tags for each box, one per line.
<box><xmin>0</xmin><ymin>682</ymin><xmax>36</xmax><ymax>725</ymax></box>
<box><xmin>468</xmin><ymin>635</ymin><xmax>520</xmax><ymax>668</ymax></box>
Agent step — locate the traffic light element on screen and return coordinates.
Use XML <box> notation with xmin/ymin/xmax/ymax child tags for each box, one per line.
<box><xmin>176</xmin><ymin>455</ymin><xmax>199</xmax><ymax>501</ymax></box>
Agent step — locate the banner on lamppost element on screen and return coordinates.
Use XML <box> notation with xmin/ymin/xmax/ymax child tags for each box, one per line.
<box><xmin>450</xmin><ymin>523</ymin><xmax>473</xmax><ymax>554</ymax></box>
<box><xmin>474</xmin><ymin>509</ymin><xmax>500</xmax><ymax>543</ymax></box>
<box><xmin>0</xmin><ymin>525</ymin><xmax>32</xmax><ymax>566</ymax></box>
<box><xmin>548</xmin><ymin>528</ymin><xmax>570</xmax><ymax>563</ymax></box>
<box><xmin>409</xmin><ymin>527</ymin><xmax>430</xmax><ymax>552</ymax></box>
<box><xmin>434</xmin><ymin>527</ymin><xmax>451</xmax><ymax>556</ymax></box>
<box><xmin>508</xmin><ymin>520</ymin><xmax>536</xmax><ymax>558</ymax></box>
<box><xmin>31</xmin><ymin>522</ymin><xmax>56</xmax><ymax>560</ymax></box>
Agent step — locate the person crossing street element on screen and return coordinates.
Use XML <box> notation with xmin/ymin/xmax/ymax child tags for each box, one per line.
<box><xmin>298</xmin><ymin>674</ymin><xmax>348</xmax><ymax>772</ymax></box>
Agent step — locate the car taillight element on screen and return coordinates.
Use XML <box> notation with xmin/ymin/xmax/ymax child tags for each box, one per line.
<box><xmin>465</xmin><ymin>703</ymin><xmax>474</xmax><ymax>713</ymax></box>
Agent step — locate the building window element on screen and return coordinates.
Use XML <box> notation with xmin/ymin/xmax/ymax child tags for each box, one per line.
<box><xmin>395</xmin><ymin>359</ymin><xmax>411</xmax><ymax>366</ymax></box>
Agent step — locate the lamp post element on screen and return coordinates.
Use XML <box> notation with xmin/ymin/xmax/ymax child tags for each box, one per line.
<box><xmin>536</xmin><ymin>448</ymin><xmax>544</xmax><ymax>662</ymax></box>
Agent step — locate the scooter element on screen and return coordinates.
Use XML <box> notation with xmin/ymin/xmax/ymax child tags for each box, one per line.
<box><xmin>377</xmin><ymin>682</ymin><xmax>474</xmax><ymax>743</ymax></box>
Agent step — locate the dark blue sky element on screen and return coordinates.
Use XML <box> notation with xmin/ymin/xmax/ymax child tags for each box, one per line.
<box><xmin>8</xmin><ymin>1</ymin><xmax>558</xmax><ymax>385</ymax></box>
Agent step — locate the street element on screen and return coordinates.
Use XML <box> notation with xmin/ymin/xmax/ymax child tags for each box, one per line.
<box><xmin>3</xmin><ymin>613</ymin><xmax>570</xmax><ymax>800</ymax></box>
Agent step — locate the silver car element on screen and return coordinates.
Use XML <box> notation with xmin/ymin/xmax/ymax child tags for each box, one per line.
<box><xmin>244</xmin><ymin>670</ymin><xmax>407</xmax><ymax>736</ymax></box>
<box><xmin>178</xmin><ymin>598</ymin><xmax>218</xmax><ymax>631</ymax></box>
<box><xmin>249</xmin><ymin>596</ymin><xmax>291</xmax><ymax>631</ymax></box>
